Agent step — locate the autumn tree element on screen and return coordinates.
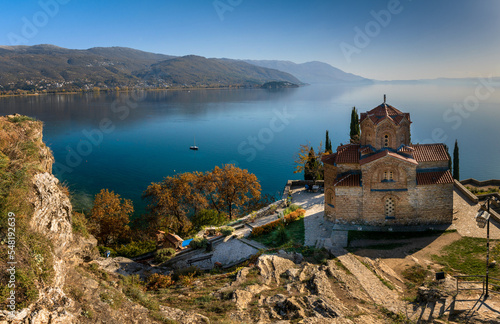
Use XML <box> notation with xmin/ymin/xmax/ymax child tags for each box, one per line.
<box><xmin>203</xmin><ymin>164</ymin><xmax>261</xmax><ymax>219</ymax></box>
<box><xmin>143</xmin><ymin>165</ymin><xmax>261</xmax><ymax>231</ymax></box>
<box><xmin>142</xmin><ymin>172</ymin><xmax>206</xmax><ymax>236</ymax></box>
<box><xmin>89</xmin><ymin>189</ymin><xmax>133</xmax><ymax>246</ymax></box>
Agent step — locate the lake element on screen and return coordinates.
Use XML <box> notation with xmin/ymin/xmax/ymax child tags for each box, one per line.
<box><xmin>1</xmin><ymin>83</ymin><xmax>499</xmax><ymax>214</ymax></box>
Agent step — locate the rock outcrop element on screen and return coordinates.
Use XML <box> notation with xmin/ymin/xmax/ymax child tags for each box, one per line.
<box><xmin>224</xmin><ymin>254</ymin><xmax>387</xmax><ymax>323</ymax></box>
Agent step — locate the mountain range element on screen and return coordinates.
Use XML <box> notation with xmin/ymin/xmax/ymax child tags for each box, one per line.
<box><xmin>0</xmin><ymin>44</ymin><xmax>369</xmax><ymax>92</ymax></box>
<box><xmin>244</xmin><ymin>59</ymin><xmax>371</xmax><ymax>84</ymax></box>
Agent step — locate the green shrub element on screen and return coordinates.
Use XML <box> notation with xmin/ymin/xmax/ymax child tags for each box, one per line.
<box><xmin>283</xmin><ymin>204</ymin><xmax>301</xmax><ymax>216</ymax></box>
<box><xmin>115</xmin><ymin>241</ymin><xmax>156</xmax><ymax>258</ymax></box>
<box><xmin>220</xmin><ymin>226</ymin><xmax>234</xmax><ymax>236</ymax></box>
<box><xmin>155</xmin><ymin>248</ymin><xmax>176</xmax><ymax>263</ymax></box>
<box><xmin>189</xmin><ymin>237</ymin><xmax>208</xmax><ymax>249</ymax></box>
<box><xmin>191</xmin><ymin>209</ymin><xmax>228</xmax><ymax>229</ymax></box>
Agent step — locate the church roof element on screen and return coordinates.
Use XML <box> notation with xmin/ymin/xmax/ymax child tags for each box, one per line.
<box><xmin>416</xmin><ymin>170</ymin><xmax>454</xmax><ymax>185</ymax></box>
<box><xmin>334</xmin><ymin>173</ymin><xmax>361</xmax><ymax>187</ymax></box>
<box><xmin>359</xmin><ymin>149</ymin><xmax>418</xmax><ymax>165</ymax></box>
<box><xmin>321</xmin><ymin>144</ymin><xmax>360</xmax><ymax>165</ymax></box>
<box><xmin>360</xmin><ymin>101</ymin><xmax>411</xmax><ymax>125</ymax></box>
<box><xmin>411</xmin><ymin>144</ymin><xmax>449</xmax><ymax>162</ymax></box>
<box><xmin>335</xmin><ymin>144</ymin><xmax>360</xmax><ymax>163</ymax></box>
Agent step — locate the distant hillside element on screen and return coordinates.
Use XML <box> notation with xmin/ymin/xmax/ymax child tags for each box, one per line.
<box><xmin>137</xmin><ymin>55</ymin><xmax>300</xmax><ymax>87</ymax></box>
<box><xmin>244</xmin><ymin>59</ymin><xmax>371</xmax><ymax>84</ymax></box>
<box><xmin>0</xmin><ymin>45</ymin><xmax>299</xmax><ymax>93</ymax></box>
<box><xmin>0</xmin><ymin>45</ymin><xmax>176</xmax><ymax>91</ymax></box>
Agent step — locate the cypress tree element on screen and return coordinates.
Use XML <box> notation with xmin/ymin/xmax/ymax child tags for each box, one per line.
<box><xmin>325</xmin><ymin>130</ymin><xmax>332</xmax><ymax>153</ymax></box>
<box><xmin>350</xmin><ymin>107</ymin><xmax>360</xmax><ymax>142</ymax></box>
<box><xmin>444</xmin><ymin>144</ymin><xmax>452</xmax><ymax>171</ymax></box>
<box><xmin>453</xmin><ymin>140</ymin><xmax>460</xmax><ymax>180</ymax></box>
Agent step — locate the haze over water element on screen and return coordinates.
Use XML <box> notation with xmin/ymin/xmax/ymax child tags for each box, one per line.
<box><xmin>1</xmin><ymin>83</ymin><xmax>498</xmax><ymax>214</ymax></box>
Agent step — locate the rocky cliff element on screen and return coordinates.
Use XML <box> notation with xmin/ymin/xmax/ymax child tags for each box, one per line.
<box><xmin>0</xmin><ymin>115</ymin><xmax>98</xmax><ymax>323</ymax></box>
<box><xmin>0</xmin><ymin>115</ymin><xmax>210</xmax><ymax>324</ymax></box>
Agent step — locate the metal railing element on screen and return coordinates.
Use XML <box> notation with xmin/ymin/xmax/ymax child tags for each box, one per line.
<box><xmin>454</xmin><ymin>275</ymin><xmax>500</xmax><ymax>296</ymax></box>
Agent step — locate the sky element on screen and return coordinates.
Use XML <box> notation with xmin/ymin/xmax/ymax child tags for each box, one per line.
<box><xmin>1</xmin><ymin>0</ymin><xmax>499</xmax><ymax>80</ymax></box>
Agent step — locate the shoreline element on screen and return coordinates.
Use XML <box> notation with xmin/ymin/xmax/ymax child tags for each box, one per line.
<box><xmin>0</xmin><ymin>84</ymin><xmax>303</xmax><ymax>99</ymax></box>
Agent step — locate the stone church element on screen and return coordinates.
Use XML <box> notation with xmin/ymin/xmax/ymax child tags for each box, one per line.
<box><xmin>322</xmin><ymin>98</ymin><xmax>454</xmax><ymax>225</ymax></box>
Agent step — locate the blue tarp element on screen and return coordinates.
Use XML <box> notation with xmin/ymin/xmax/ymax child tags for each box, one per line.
<box><xmin>181</xmin><ymin>238</ymin><xmax>193</xmax><ymax>247</ymax></box>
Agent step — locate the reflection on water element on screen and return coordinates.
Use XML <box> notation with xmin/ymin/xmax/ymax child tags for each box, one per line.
<box><xmin>1</xmin><ymin>83</ymin><xmax>499</xmax><ymax>215</ymax></box>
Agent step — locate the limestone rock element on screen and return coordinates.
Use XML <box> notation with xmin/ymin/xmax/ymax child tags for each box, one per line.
<box><xmin>233</xmin><ymin>289</ymin><xmax>254</xmax><ymax>310</ymax></box>
<box><xmin>256</xmin><ymin>254</ymin><xmax>296</xmax><ymax>285</ymax></box>
<box><xmin>30</xmin><ymin>172</ymin><xmax>73</xmax><ymax>257</ymax></box>
<box><xmin>276</xmin><ymin>250</ymin><xmax>304</xmax><ymax>264</ymax></box>
<box><xmin>94</xmin><ymin>257</ymin><xmax>150</xmax><ymax>278</ymax></box>
<box><xmin>160</xmin><ymin>305</ymin><xmax>210</xmax><ymax>324</ymax></box>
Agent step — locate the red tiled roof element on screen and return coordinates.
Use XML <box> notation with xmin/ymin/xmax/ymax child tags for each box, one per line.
<box><xmin>334</xmin><ymin>173</ymin><xmax>361</xmax><ymax>187</ymax></box>
<box><xmin>335</xmin><ymin>144</ymin><xmax>360</xmax><ymax>164</ymax></box>
<box><xmin>360</xmin><ymin>103</ymin><xmax>411</xmax><ymax>125</ymax></box>
<box><xmin>398</xmin><ymin>145</ymin><xmax>414</xmax><ymax>153</ymax></box>
<box><xmin>416</xmin><ymin>170</ymin><xmax>453</xmax><ymax>185</ymax></box>
<box><xmin>359</xmin><ymin>146</ymin><xmax>375</xmax><ymax>154</ymax></box>
<box><xmin>360</xmin><ymin>150</ymin><xmax>418</xmax><ymax>165</ymax></box>
<box><xmin>411</xmin><ymin>144</ymin><xmax>449</xmax><ymax>162</ymax></box>
<box><xmin>321</xmin><ymin>152</ymin><xmax>337</xmax><ymax>165</ymax></box>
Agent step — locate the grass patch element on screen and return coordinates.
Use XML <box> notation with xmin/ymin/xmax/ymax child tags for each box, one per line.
<box><xmin>252</xmin><ymin>218</ymin><xmax>304</xmax><ymax>248</ymax></box>
<box><xmin>402</xmin><ymin>264</ymin><xmax>430</xmax><ymax>290</ymax></box>
<box><xmin>7</xmin><ymin>115</ymin><xmax>36</xmax><ymax>123</ymax></box>
<box><xmin>432</xmin><ymin>237</ymin><xmax>500</xmax><ymax>278</ymax></box>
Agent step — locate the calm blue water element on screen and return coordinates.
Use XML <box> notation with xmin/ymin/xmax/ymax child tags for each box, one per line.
<box><xmin>1</xmin><ymin>83</ymin><xmax>499</xmax><ymax>214</ymax></box>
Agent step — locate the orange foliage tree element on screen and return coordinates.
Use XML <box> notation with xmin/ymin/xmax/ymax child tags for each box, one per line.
<box><xmin>142</xmin><ymin>172</ymin><xmax>205</xmax><ymax>236</ymax></box>
<box><xmin>89</xmin><ymin>189</ymin><xmax>133</xmax><ymax>245</ymax></box>
<box><xmin>143</xmin><ymin>165</ymin><xmax>262</xmax><ymax>234</ymax></box>
<box><xmin>203</xmin><ymin>164</ymin><xmax>261</xmax><ymax>219</ymax></box>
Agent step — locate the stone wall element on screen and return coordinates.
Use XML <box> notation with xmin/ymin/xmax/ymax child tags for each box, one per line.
<box><xmin>325</xmin><ymin>155</ymin><xmax>453</xmax><ymax>225</ymax></box>
<box><xmin>328</xmin><ymin>187</ymin><xmax>363</xmax><ymax>223</ymax></box>
<box><xmin>415</xmin><ymin>183</ymin><xmax>454</xmax><ymax>223</ymax></box>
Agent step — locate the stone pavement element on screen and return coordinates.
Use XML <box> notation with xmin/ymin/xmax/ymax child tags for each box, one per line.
<box><xmin>290</xmin><ymin>188</ymin><xmax>333</xmax><ymax>246</ymax></box>
<box><xmin>450</xmin><ymin>187</ymin><xmax>500</xmax><ymax>239</ymax></box>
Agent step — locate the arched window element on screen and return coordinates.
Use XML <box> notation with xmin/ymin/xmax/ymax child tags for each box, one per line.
<box><xmin>384</xmin><ymin>134</ymin><xmax>390</xmax><ymax>147</ymax></box>
<box><xmin>385</xmin><ymin>197</ymin><xmax>395</xmax><ymax>217</ymax></box>
<box><xmin>382</xmin><ymin>170</ymin><xmax>394</xmax><ymax>182</ymax></box>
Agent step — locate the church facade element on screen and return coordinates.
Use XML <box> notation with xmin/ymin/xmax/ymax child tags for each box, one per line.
<box><xmin>322</xmin><ymin>98</ymin><xmax>454</xmax><ymax>225</ymax></box>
